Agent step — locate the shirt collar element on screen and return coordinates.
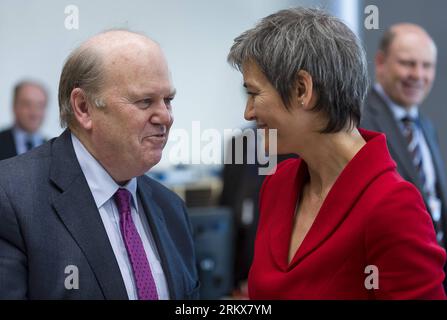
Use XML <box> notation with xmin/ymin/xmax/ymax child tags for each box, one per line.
<box><xmin>13</xmin><ymin>125</ymin><xmax>43</xmax><ymax>145</ymax></box>
<box><xmin>374</xmin><ymin>83</ymin><xmax>419</xmax><ymax>121</ymax></box>
<box><xmin>71</xmin><ymin>133</ymin><xmax>138</xmax><ymax>210</ymax></box>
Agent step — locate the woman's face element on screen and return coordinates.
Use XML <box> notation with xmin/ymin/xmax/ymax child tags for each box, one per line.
<box><xmin>242</xmin><ymin>61</ymin><xmax>301</xmax><ymax>154</ymax></box>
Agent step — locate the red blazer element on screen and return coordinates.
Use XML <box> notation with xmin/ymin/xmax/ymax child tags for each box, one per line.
<box><xmin>248</xmin><ymin>129</ymin><xmax>446</xmax><ymax>299</ymax></box>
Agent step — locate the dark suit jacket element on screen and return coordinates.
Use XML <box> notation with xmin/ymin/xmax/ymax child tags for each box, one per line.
<box><xmin>361</xmin><ymin>88</ymin><xmax>447</xmax><ymax>249</ymax></box>
<box><xmin>220</xmin><ymin>127</ymin><xmax>296</xmax><ymax>286</ymax></box>
<box><xmin>0</xmin><ymin>128</ymin><xmax>18</xmax><ymax>161</ymax></box>
<box><xmin>0</xmin><ymin>129</ymin><xmax>199</xmax><ymax>299</ymax></box>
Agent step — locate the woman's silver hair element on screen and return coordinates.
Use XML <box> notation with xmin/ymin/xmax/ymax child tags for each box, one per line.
<box><xmin>228</xmin><ymin>7</ymin><xmax>369</xmax><ymax>133</ymax></box>
<box><xmin>58</xmin><ymin>45</ymin><xmax>106</xmax><ymax>128</ymax></box>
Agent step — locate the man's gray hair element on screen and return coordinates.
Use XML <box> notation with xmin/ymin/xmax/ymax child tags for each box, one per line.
<box><xmin>58</xmin><ymin>45</ymin><xmax>106</xmax><ymax>128</ymax></box>
<box><xmin>228</xmin><ymin>7</ymin><xmax>369</xmax><ymax>133</ymax></box>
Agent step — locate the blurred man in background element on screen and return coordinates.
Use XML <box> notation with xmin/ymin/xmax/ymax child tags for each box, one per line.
<box><xmin>220</xmin><ymin>124</ymin><xmax>296</xmax><ymax>297</ymax></box>
<box><xmin>0</xmin><ymin>80</ymin><xmax>47</xmax><ymax>160</ymax></box>
<box><xmin>361</xmin><ymin>23</ymin><xmax>447</xmax><ymax>252</ymax></box>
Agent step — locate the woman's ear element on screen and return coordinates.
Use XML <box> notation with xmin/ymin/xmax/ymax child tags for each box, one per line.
<box><xmin>295</xmin><ymin>70</ymin><xmax>314</xmax><ymax>110</ymax></box>
<box><xmin>70</xmin><ymin>88</ymin><xmax>93</xmax><ymax>130</ymax></box>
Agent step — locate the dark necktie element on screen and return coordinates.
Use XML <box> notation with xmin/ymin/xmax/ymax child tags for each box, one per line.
<box><xmin>401</xmin><ymin>116</ymin><xmax>426</xmax><ymax>191</ymax></box>
<box><xmin>25</xmin><ymin>137</ymin><xmax>34</xmax><ymax>151</ymax></box>
<box><xmin>113</xmin><ymin>188</ymin><xmax>158</xmax><ymax>300</ymax></box>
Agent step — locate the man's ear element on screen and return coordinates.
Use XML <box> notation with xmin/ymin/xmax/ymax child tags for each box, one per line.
<box><xmin>375</xmin><ymin>50</ymin><xmax>386</xmax><ymax>66</ymax></box>
<box><xmin>70</xmin><ymin>88</ymin><xmax>93</xmax><ymax>130</ymax></box>
<box><xmin>375</xmin><ymin>51</ymin><xmax>386</xmax><ymax>78</ymax></box>
<box><xmin>295</xmin><ymin>70</ymin><xmax>314</xmax><ymax>110</ymax></box>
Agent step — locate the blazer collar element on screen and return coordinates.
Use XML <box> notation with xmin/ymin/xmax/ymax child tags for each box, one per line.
<box><xmin>270</xmin><ymin>129</ymin><xmax>397</xmax><ymax>271</ymax></box>
<box><xmin>136</xmin><ymin>177</ymin><xmax>181</xmax><ymax>299</ymax></box>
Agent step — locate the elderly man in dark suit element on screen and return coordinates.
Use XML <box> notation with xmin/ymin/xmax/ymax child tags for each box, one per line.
<box><xmin>361</xmin><ymin>23</ymin><xmax>447</xmax><ymax>251</ymax></box>
<box><xmin>0</xmin><ymin>81</ymin><xmax>48</xmax><ymax>160</ymax></box>
<box><xmin>0</xmin><ymin>30</ymin><xmax>199</xmax><ymax>299</ymax></box>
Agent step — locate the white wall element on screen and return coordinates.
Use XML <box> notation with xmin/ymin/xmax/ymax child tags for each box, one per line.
<box><xmin>0</xmin><ymin>0</ymin><xmax>352</xmax><ymax>168</ymax></box>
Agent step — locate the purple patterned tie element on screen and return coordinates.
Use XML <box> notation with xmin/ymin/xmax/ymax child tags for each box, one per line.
<box><xmin>114</xmin><ymin>188</ymin><xmax>158</xmax><ymax>300</ymax></box>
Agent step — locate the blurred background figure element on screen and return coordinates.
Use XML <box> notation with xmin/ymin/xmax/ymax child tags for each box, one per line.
<box><xmin>220</xmin><ymin>124</ymin><xmax>265</xmax><ymax>298</ymax></box>
<box><xmin>361</xmin><ymin>24</ymin><xmax>447</xmax><ymax>251</ymax></box>
<box><xmin>0</xmin><ymin>80</ymin><xmax>48</xmax><ymax>160</ymax></box>
<box><xmin>220</xmin><ymin>123</ymin><xmax>296</xmax><ymax>298</ymax></box>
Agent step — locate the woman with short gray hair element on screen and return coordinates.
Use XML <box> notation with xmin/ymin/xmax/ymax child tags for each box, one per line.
<box><xmin>228</xmin><ymin>7</ymin><xmax>446</xmax><ymax>299</ymax></box>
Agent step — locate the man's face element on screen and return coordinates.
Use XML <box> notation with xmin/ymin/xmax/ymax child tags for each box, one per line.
<box><xmin>13</xmin><ymin>84</ymin><xmax>47</xmax><ymax>133</ymax></box>
<box><xmin>376</xmin><ymin>31</ymin><xmax>437</xmax><ymax>108</ymax></box>
<box><xmin>89</xmin><ymin>44</ymin><xmax>175</xmax><ymax>182</ymax></box>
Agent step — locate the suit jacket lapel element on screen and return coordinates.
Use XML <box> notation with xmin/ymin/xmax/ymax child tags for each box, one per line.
<box><xmin>2</xmin><ymin>128</ymin><xmax>18</xmax><ymax>158</ymax></box>
<box><xmin>137</xmin><ymin>178</ymin><xmax>183</xmax><ymax>300</ymax></box>
<box><xmin>367</xmin><ymin>89</ymin><xmax>423</xmax><ymax>189</ymax></box>
<box><xmin>268</xmin><ymin>159</ymin><xmax>303</xmax><ymax>271</ymax></box>
<box><xmin>49</xmin><ymin>130</ymin><xmax>128</xmax><ymax>300</ymax></box>
<box><xmin>419</xmin><ymin>117</ymin><xmax>447</xmax><ymax>210</ymax></box>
